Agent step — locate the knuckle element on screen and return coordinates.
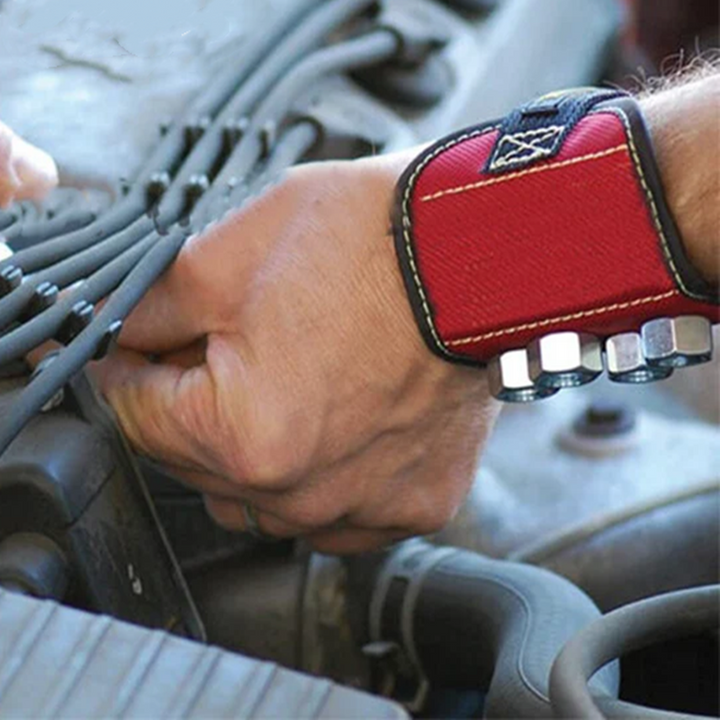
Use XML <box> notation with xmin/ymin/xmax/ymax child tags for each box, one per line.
<box><xmin>413</xmin><ymin>511</ymin><xmax>449</xmax><ymax>536</ymax></box>
<box><xmin>409</xmin><ymin>500</ymin><xmax>457</xmax><ymax>536</ymax></box>
<box><xmin>284</xmin><ymin>495</ymin><xmax>344</xmax><ymax>530</ymax></box>
<box><xmin>223</xmin><ymin>411</ymin><xmax>304</xmax><ymax>491</ymax></box>
<box><xmin>173</xmin><ymin>243</ymin><xmax>212</xmax><ymax>298</ymax></box>
<box><xmin>110</xmin><ymin>384</ymin><xmax>167</xmax><ymax>458</ymax></box>
<box><xmin>203</xmin><ymin>496</ymin><xmax>243</xmax><ymax>531</ymax></box>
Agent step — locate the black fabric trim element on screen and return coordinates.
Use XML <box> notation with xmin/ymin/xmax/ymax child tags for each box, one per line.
<box><xmin>484</xmin><ymin>88</ymin><xmax>626</xmax><ymax>175</ymax></box>
<box><xmin>599</xmin><ymin>96</ymin><xmax>719</xmax><ymax>305</ymax></box>
<box><xmin>392</xmin><ymin>119</ymin><xmax>500</xmax><ymax>367</ymax></box>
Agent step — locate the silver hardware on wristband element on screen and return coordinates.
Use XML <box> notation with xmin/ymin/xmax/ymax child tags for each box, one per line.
<box><xmin>606</xmin><ymin>332</ymin><xmax>674</xmax><ymax>383</ymax></box>
<box><xmin>641</xmin><ymin>316</ymin><xmax>713</xmax><ymax>368</ymax></box>
<box><xmin>528</xmin><ymin>332</ymin><xmax>604</xmax><ymax>389</ymax></box>
<box><xmin>488</xmin><ymin>348</ymin><xmax>559</xmax><ymax>402</ymax></box>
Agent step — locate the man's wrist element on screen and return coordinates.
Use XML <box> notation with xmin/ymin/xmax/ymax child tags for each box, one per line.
<box><xmin>641</xmin><ymin>73</ymin><xmax>720</xmax><ymax>284</ymax></box>
<box><xmin>388</xmin><ymin>86</ymin><xmax>719</xmax><ymax>387</ymax></box>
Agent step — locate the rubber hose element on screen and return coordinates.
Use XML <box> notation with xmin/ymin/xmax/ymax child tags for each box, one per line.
<box><xmin>368</xmin><ymin>541</ymin><xmax>619</xmax><ymax>719</ymax></box>
<box><xmin>550</xmin><ymin>585</ymin><xmax>720</xmax><ymax>720</ymax></box>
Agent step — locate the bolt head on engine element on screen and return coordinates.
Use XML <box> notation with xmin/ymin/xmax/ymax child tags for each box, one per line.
<box><xmin>606</xmin><ymin>332</ymin><xmax>673</xmax><ymax>383</ymax></box>
<box><xmin>527</xmin><ymin>331</ymin><xmax>603</xmax><ymax>389</ymax></box>
<box><xmin>488</xmin><ymin>348</ymin><xmax>560</xmax><ymax>402</ymax></box>
<box><xmin>641</xmin><ymin>316</ymin><xmax>713</xmax><ymax>368</ymax></box>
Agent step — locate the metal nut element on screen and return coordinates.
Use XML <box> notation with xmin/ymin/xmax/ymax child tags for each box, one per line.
<box><xmin>528</xmin><ymin>332</ymin><xmax>603</xmax><ymax>389</ymax></box>
<box><xmin>606</xmin><ymin>332</ymin><xmax>674</xmax><ymax>383</ymax></box>
<box><xmin>487</xmin><ymin>348</ymin><xmax>560</xmax><ymax>402</ymax></box>
<box><xmin>641</xmin><ymin>316</ymin><xmax>713</xmax><ymax>368</ymax></box>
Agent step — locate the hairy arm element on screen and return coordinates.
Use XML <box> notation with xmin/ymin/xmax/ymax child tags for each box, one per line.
<box><xmin>641</xmin><ymin>69</ymin><xmax>720</xmax><ymax>283</ymax></box>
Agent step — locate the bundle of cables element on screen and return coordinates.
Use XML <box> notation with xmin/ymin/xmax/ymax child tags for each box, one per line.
<box><xmin>0</xmin><ymin>0</ymin><xmax>423</xmax><ymax>454</ymax></box>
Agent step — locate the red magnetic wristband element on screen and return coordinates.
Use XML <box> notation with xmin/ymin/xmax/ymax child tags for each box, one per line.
<box><xmin>393</xmin><ymin>88</ymin><xmax>719</xmax><ymax>400</ymax></box>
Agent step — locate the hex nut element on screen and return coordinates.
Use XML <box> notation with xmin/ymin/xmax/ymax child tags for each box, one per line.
<box><xmin>528</xmin><ymin>331</ymin><xmax>603</xmax><ymax>388</ymax></box>
<box><xmin>641</xmin><ymin>316</ymin><xmax>713</xmax><ymax>368</ymax></box>
<box><xmin>488</xmin><ymin>348</ymin><xmax>560</xmax><ymax>402</ymax></box>
<box><xmin>606</xmin><ymin>332</ymin><xmax>673</xmax><ymax>384</ymax></box>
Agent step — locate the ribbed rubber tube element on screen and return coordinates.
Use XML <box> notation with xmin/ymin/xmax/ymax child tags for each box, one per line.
<box><xmin>550</xmin><ymin>585</ymin><xmax>720</xmax><ymax>720</ymax></box>
<box><xmin>368</xmin><ymin>541</ymin><xmax>619</xmax><ymax>718</ymax></box>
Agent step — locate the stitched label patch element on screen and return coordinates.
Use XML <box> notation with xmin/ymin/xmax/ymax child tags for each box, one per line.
<box><xmin>488</xmin><ymin>125</ymin><xmax>564</xmax><ymax>172</ymax></box>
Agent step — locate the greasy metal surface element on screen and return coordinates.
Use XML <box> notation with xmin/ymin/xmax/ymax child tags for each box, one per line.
<box><xmin>0</xmin><ymin>0</ymin><xmax>623</xmax><ymax>181</ymax></box>
<box><xmin>438</xmin><ymin>374</ymin><xmax>720</xmax><ymax>558</ymax></box>
<box><xmin>514</xmin><ymin>486</ymin><xmax>720</xmax><ymax>611</ymax></box>
<box><xmin>0</xmin><ymin>0</ymin><xmax>300</xmax><ymax>187</ymax></box>
<box><xmin>0</xmin><ymin>588</ymin><xmax>407</xmax><ymax>718</ymax></box>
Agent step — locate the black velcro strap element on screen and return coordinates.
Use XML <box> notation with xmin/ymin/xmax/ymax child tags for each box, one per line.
<box><xmin>484</xmin><ymin>87</ymin><xmax>627</xmax><ymax>174</ymax></box>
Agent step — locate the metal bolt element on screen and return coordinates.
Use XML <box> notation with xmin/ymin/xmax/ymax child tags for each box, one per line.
<box><xmin>93</xmin><ymin>320</ymin><xmax>124</xmax><ymax>361</ymax></box>
<box><xmin>24</xmin><ymin>282</ymin><xmax>59</xmax><ymax>321</ymax></box>
<box><xmin>223</xmin><ymin>118</ymin><xmax>250</xmax><ymax>152</ymax></box>
<box><xmin>487</xmin><ymin>348</ymin><xmax>560</xmax><ymax>402</ymax></box>
<box><xmin>0</xmin><ymin>265</ymin><xmax>22</xmax><ymax>297</ymax></box>
<box><xmin>606</xmin><ymin>332</ymin><xmax>673</xmax><ymax>383</ymax></box>
<box><xmin>145</xmin><ymin>171</ymin><xmax>172</xmax><ymax>209</ymax></box>
<box><xmin>641</xmin><ymin>316</ymin><xmax>713</xmax><ymax>368</ymax></box>
<box><xmin>528</xmin><ymin>331</ymin><xmax>603</xmax><ymax>389</ymax></box>
<box><xmin>260</xmin><ymin>121</ymin><xmax>278</xmax><ymax>159</ymax></box>
<box><xmin>56</xmin><ymin>300</ymin><xmax>95</xmax><ymax>345</ymax></box>
<box><xmin>182</xmin><ymin>175</ymin><xmax>211</xmax><ymax>217</ymax></box>
<box><xmin>185</xmin><ymin>116</ymin><xmax>211</xmax><ymax>147</ymax></box>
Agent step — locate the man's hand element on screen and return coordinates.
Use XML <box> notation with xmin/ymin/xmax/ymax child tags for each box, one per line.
<box><xmin>96</xmin><ymin>153</ymin><xmax>500</xmax><ymax>554</ymax></box>
<box><xmin>95</xmin><ymin>70</ymin><xmax>718</xmax><ymax>555</ymax></box>
<box><xmin>0</xmin><ymin>121</ymin><xmax>58</xmax><ymax>208</ymax></box>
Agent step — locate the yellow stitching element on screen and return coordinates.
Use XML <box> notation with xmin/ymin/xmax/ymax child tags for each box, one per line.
<box><xmin>401</xmin><ymin>125</ymin><xmax>500</xmax><ymax>358</ymax></box>
<box><xmin>595</xmin><ymin>107</ymin><xmax>699</xmax><ymax>299</ymax></box>
<box><xmin>446</xmin><ymin>290</ymin><xmax>680</xmax><ymax>347</ymax></box>
<box><xmin>420</xmin><ymin>144</ymin><xmax>628</xmax><ymax>203</ymax></box>
<box><xmin>489</xmin><ymin>125</ymin><xmax>565</xmax><ymax>169</ymax></box>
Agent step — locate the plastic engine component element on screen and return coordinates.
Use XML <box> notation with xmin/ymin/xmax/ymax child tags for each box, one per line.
<box><xmin>0</xmin><ymin>589</ymin><xmax>406</xmax><ymax>719</ymax></box>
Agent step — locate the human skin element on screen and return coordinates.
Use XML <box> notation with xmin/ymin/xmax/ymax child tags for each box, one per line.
<box><xmin>0</xmin><ymin>121</ymin><xmax>58</xmax><ymax>208</ymax></box>
<box><xmin>95</xmin><ymin>73</ymin><xmax>719</xmax><ymax>554</ymax></box>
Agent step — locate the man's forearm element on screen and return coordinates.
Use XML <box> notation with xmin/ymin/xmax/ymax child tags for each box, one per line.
<box><xmin>641</xmin><ymin>71</ymin><xmax>720</xmax><ymax>284</ymax></box>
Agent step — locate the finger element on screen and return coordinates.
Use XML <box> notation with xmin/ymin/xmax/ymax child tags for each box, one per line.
<box><xmin>25</xmin><ymin>340</ymin><xmax>63</xmax><ymax>369</ymax></box>
<box><xmin>212</xmin><ymin>477</ymin><xmax>349</xmax><ymax>530</ymax></box>
<box><xmin>114</xmin><ymin>240</ymin><xmax>210</xmax><ymax>355</ymax></box>
<box><xmin>174</xmin><ymin>463</ymin><xmax>341</xmax><ymax>533</ymax></box>
<box><xmin>92</xmin><ymin>348</ymin><xmax>225</xmax><ymax>473</ymax></box>
<box><xmin>166</xmin><ymin>464</ymin><xmax>251</xmax><ymax>498</ymax></box>
<box><xmin>118</xmin><ymin>191</ymin><xmax>280</xmax><ymax>354</ymax></box>
<box><xmin>159</xmin><ymin>338</ymin><xmax>207</xmax><ymax>369</ymax></box>
<box><xmin>0</xmin><ymin>122</ymin><xmax>57</xmax><ymax>207</ymax></box>
<box><xmin>11</xmin><ymin>133</ymin><xmax>58</xmax><ymax>201</ymax></box>
<box><xmin>306</xmin><ymin>527</ymin><xmax>410</xmax><ymax>555</ymax></box>
<box><xmin>203</xmin><ymin>495</ymin><xmax>308</xmax><ymax>539</ymax></box>
<box><xmin>0</xmin><ymin>124</ymin><xmax>21</xmax><ymax>209</ymax></box>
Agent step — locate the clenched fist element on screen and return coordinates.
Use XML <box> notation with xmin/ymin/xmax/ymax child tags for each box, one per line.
<box><xmin>96</xmin><ymin>152</ymin><xmax>500</xmax><ymax>554</ymax></box>
<box><xmin>0</xmin><ymin>120</ymin><xmax>58</xmax><ymax>208</ymax></box>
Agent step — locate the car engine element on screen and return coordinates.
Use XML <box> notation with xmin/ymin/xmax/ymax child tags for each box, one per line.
<box><xmin>0</xmin><ymin>1</ymin><xmax>717</xmax><ymax>718</ymax></box>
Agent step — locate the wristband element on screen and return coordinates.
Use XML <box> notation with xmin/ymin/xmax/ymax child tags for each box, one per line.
<box><xmin>393</xmin><ymin>88</ymin><xmax>719</xmax><ymax>401</ymax></box>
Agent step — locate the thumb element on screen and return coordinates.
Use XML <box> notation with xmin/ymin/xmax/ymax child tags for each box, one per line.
<box><xmin>0</xmin><ymin>121</ymin><xmax>58</xmax><ymax>207</ymax></box>
<box><xmin>92</xmin><ymin>348</ymin><xmax>220</xmax><ymax>473</ymax></box>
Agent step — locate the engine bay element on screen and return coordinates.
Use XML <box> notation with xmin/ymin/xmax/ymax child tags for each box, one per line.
<box><xmin>0</xmin><ymin>1</ymin><xmax>718</xmax><ymax>718</ymax></box>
